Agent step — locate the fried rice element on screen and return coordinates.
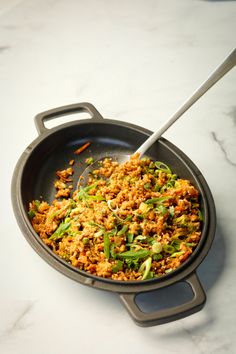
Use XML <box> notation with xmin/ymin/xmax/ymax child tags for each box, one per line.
<box><xmin>28</xmin><ymin>153</ymin><xmax>202</xmax><ymax>281</ymax></box>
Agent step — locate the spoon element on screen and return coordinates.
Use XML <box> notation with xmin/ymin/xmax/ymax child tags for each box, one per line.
<box><xmin>80</xmin><ymin>48</ymin><xmax>236</xmax><ymax>185</ymax></box>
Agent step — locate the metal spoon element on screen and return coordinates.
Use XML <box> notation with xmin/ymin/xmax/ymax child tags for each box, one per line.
<box><xmin>80</xmin><ymin>48</ymin><xmax>236</xmax><ymax>184</ymax></box>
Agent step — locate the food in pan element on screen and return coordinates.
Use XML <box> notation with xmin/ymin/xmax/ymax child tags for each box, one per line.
<box><xmin>28</xmin><ymin>153</ymin><xmax>202</xmax><ymax>281</ymax></box>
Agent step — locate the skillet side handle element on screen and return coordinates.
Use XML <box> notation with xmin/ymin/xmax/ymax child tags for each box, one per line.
<box><xmin>119</xmin><ymin>272</ymin><xmax>206</xmax><ymax>327</ymax></box>
<box><xmin>34</xmin><ymin>102</ymin><xmax>104</xmax><ymax>134</ymax></box>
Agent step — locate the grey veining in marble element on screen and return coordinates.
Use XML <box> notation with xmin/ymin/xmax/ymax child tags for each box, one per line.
<box><xmin>0</xmin><ymin>45</ymin><xmax>10</xmax><ymax>53</ymax></box>
<box><xmin>211</xmin><ymin>131</ymin><xmax>236</xmax><ymax>167</ymax></box>
<box><xmin>227</xmin><ymin>106</ymin><xmax>236</xmax><ymax>125</ymax></box>
<box><xmin>0</xmin><ymin>302</ymin><xmax>34</xmax><ymax>340</ymax></box>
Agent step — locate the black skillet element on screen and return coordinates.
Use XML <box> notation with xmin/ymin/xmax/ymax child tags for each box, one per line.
<box><xmin>11</xmin><ymin>102</ymin><xmax>216</xmax><ymax>326</ymax></box>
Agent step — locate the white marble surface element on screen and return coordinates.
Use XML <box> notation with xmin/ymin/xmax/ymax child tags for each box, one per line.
<box><xmin>1</xmin><ymin>0</ymin><xmax>236</xmax><ymax>353</ymax></box>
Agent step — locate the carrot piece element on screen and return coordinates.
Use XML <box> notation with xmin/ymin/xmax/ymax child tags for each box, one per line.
<box><xmin>74</xmin><ymin>142</ymin><xmax>91</xmax><ymax>155</ymax></box>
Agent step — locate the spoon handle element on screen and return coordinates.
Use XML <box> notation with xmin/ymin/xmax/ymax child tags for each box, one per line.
<box><xmin>136</xmin><ymin>48</ymin><xmax>236</xmax><ymax>157</ymax></box>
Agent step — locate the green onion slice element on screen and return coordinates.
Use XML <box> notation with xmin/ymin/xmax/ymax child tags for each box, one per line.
<box><xmin>145</xmin><ymin>196</ymin><xmax>171</xmax><ymax>205</ymax></box>
<box><xmin>112</xmin><ymin>260</ymin><xmax>123</xmax><ymax>273</ymax></box>
<box><xmin>163</xmin><ymin>244</ymin><xmax>175</xmax><ymax>254</ymax></box>
<box><xmin>28</xmin><ymin>210</ymin><xmax>35</xmax><ymax>219</ymax></box>
<box><xmin>170</xmin><ymin>251</ymin><xmax>185</xmax><ymax>258</ymax></box>
<box><xmin>117</xmin><ymin>224</ymin><xmax>129</xmax><ymax>236</ymax></box>
<box><xmin>139</xmin><ymin>257</ymin><xmax>152</xmax><ymax>280</ymax></box>
<box><xmin>49</xmin><ymin>221</ymin><xmax>71</xmax><ymax>240</ymax></box>
<box><xmin>104</xmin><ymin>233</ymin><xmax>110</xmax><ymax>259</ymax></box>
<box><xmin>117</xmin><ymin>249</ymin><xmax>150</xmax><ymax>260</ymax></box>
<box><xmin>151</xmin><ymin>241</ymin><xmax>162</xmax><ymax>254</ymax></box>
<box><xmin>127</xmin><ymin>233</ymin><xmax>134</xmax><ymax>243</ymax></box>
<box><xmin>155</xmin><ymin>161</ymin><xmax>172</xmax><ymax>174</ymax></box>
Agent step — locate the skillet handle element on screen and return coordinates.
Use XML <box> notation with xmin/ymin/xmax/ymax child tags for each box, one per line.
<box><xmin>34</xmin><ymin>102</ymin><xmax>104</xmax><ymax>134</ymax></box>
<box><xmin>119</xmin><ymin>272</ymin><xmax>206</xmax><ymax>327</ymax></box>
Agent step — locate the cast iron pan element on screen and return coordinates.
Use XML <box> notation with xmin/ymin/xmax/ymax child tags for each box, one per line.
<box><xmin>11</xmin><ymin>102</ymin><xmax>216</xmax><ymax>326</ymax></box>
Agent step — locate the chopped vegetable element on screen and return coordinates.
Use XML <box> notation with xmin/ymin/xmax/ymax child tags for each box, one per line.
<box><xmin>165</xmin><ymin>268</ymin><xmax>173</xmax><ymax>274</ymax></box>
<box><xmin>127</xmin><ymin>233</ymin><xmax>134</xmax><ymax>243</ymax></box>
<box><xmin>104</xmin><ymin>233</ymin><xmax>110</xmax><ymax>259</ymax></box>
<box><xmin>139</xmin><ymin>202</ymin><xmax>149</xmax><ymax>213</ymax></box>
<box><xmin>198</xmin><ymin>210</ymin><xmax>203</xmax><ymax>221</ymax></box>
<box><xmin>155</xmin><ymin>161</ymin><xmax>172</xmax><ymax>174</ymax></box>
<box><xmin>145</xmin><ymin>196</ymin><xmax>171</xmax><ymax>205</ymax></box>
<box><xmin>107</xmin><ymin>200</ymin><xmax>118</xmax><ymax>212</ymax></box>
<box><xmin>49</xmin><ymin>221</ymin><xmax>71</xmax><ymax>240</ymax></box>
<box><xmin>112</xmin><ymin>260</ymin><xmax>123</xmax><ymax>273</ymax></box>
<box><xmin>77</xmin><ymin>183</ymin><xmax>104</xmax><ymax>203</ymax></box>
<box><xmin>135</xmin><ymin>235</ymin><xmax>147</xmax><ymax>242</ymax></box>
<box><xmin>85</xmin><ymin>157</ymin><xmax>94</xmax><ymax>165</ymax></box>
<box><xmin>28</xmin><ymin>210</ymin><xmax>35</xmax><ymax>219</ymax></box>
<box><xmin>170</xmin><ymin>251</ymin><xmax>185</xmax><ymax>258</ymax></box>
<box><xmin>82</xmin><ymin>237</ymin><xmax>89</xmax><ymax>244</ymax></box>
<box><xmin>155</xmin><ymin>205</ymin><xmax>167</xmax><ymax>215</ymax></box>
<box><xmin>153</xmin><ymin>253</ymin><xmax>163</xmax><ymax>261</ymax></box>
<box><xmin>151</xmin><ymin>241</ymin><xmax>162</xmax><ymax>254</ymax></box>
<box><xmin>117</xmin><ymin>224</ymin><xmax>129</xmax><ymax>235</ymax></box>
<box><xmin>74</xmin><ymin>142</ymin><xmax>91</xmax><ymax>155</ymax></box>
<box><xmin>117</xmin><ymin>249</ymin><xmax>150</xmax><ymax>260</ymax></box>
<box><xmin>171</xmin><ymin>239</ymin><xmax>181</xmax><ymax>250</ymax></box>
<box><xmin>185</xmin><ymin>242</ymin><xmax>197</xmax><ymax>247</ymax></box>
<box><xmin>163</xmin><ymin>244</ymin><xmax>175</xmax><ymax>254</ymax></box>
<box><xmin>139</xmin><ymin>257</ymin><xmax>152</xmax><ymax>280</ymax></box>
<box><xmin>169</xmin><ymin>206</ymin><xmax>175</xmax><ymax>217</ymax></box>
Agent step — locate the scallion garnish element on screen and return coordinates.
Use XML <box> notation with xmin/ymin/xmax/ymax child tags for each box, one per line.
<box><xmin>139</xmin><ymin>257</ymin><xmax>152</xmax><ymax>280</ymax></box>
<box><xmin>85</xmin><ymin>157</ymin><xmax>94</xmax><ymax>165</ymax></box>
<box><xmin>152</xmin><ymin>253</ymin><xmax>163</xmax><ymax>261</ymax></box>
<box><xmin>28</xmin><ymin>210</ymin><xmax>35</xmax><ymax>219</ymax></box>
<box><xmin>127</xmin><ymin>233</ymin><xmax>134</xmax><ymax>243</ymax></box>
<box><xmin>169</xmin><ymin>206</ymin><xmax>175</xmax><ymax>217</ymax></box>
<box><xmin>49</xmin><ymin>221</ymin><xmax>71</xmax><ymax>240</ymax></box>
<box><xmin>135</xmin><ymin>235</ymin><xmax>147</xmax><ymax>242</ymax></box>
<box><xmin>198</xmin><ymin>210</ymin><xmax>203</xmax><ymax>221</ymax></box>
<box><xmin>117</xmin><ymin>249</ymin><xmax>150</xmax><ymax>260</ymax></box>
<box><xmin>82</xmin><ymin>237</ymin><xmax>89</xmax><ymax>245</ymax></box>
<box><xmin>155</xmin><ymin>161</ymin><xmax>172</xmax><ymax>174</ymax></box>
<box><xmin>117</xmin><ymin>224</ymin><xmax>129</xmax><ymax>236</ymax></box>
<box><xmin>112</xmin><ymin>260</ymin><xmax>123</xmax><ymax>273</ymax></box>
<box><xmin>170</xmin><ymin>251</ymin><xmax>185</xmax><ymax>258</ymax></box>
<box><xmin>155</xmin><ymin>205</ymin><xmax>167</xmax><ymax>215</ymax></box>
<box><xmin>145</xmin><ymin>196</ymin><xmax>171</xmax><ymax>205</ymax></box>
<box><xmin>104</xmin><ymin>233</ymin><xmax>110</xmax><ymax>259</ymax></box>
<box><xmin>163</xmin><ymin>244</ymin><xmax>175</xmax><ymax>254</ymax></box>
<box><xmin>151</xmin><ymin>241</ymin><xmax>162</xmax><ymax>254</ymax></box>
<box><xmin>144</xmin><ymin>183</ymin><xmax>151</xmax><ymax>190</ymax></box>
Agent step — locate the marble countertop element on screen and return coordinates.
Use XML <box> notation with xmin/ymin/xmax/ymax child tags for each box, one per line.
<box><xmin>1</xmin><ymin>0</ymin><xmax>236</xmax><ymax>353</ymax></box>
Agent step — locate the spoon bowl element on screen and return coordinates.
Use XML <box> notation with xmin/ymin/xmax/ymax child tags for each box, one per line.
<box><xmin>79</xmin><ymin>154</ymin><xmax>130</xmax><ymax>185</ymax></box>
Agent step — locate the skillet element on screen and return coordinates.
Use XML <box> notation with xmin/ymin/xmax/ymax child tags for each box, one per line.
<box><xmin>11</xmin><ymin>102</ymin><xmax>216</xmax><ymax>326</ymax></box>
